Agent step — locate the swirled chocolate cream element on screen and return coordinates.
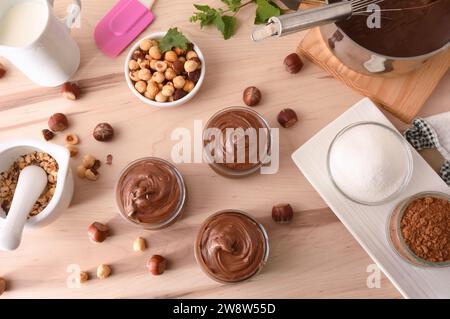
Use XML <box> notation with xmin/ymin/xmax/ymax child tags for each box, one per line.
<box><xmin>203</xmin><ymin>107</ymin><xmax>270</xmax><ymax>176</ymax></box>
<box><xmin>116</xmin><ymin>158</ymin><xmax>185</xmax><ymax>228</ymax></box>
<box><xmin>195</xmin><ymin>211</ymin><xmax>268</xmax><ymax>283</ymax></box>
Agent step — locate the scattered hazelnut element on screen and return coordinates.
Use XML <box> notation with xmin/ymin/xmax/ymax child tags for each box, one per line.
<box><xmin>106</xmin><ymin>154</ymin><xmax>113</xmax><ymax>165</ymax></box>
<box><xmin>174</xmin><ymin>47</ymin><xmax>185</xmax><ymax>56</ymax></box>
<box><xmin>152</xmin><ymin>71</ymin><xmax>165</xmax><ymax>84</ymax></box>
<box><xmin>154</xmin><ymin>61</ymin><xmax>167</xmax><ymax>73</ymax></box>
<box><xmin>0</xmin><ymin>277</ymin><xmax>6</xmax><ymax>295</ymax></box>
<box><xmin>172</xmin><ymin>76</ymin><xmax>186</xmax><ymax>90</ymax></box>
<box><xmin>42</xmin><ymin>129</ymin><xmax>54</xmax><ymax>141</ymax></box>
<box><xmin>85</xmin><ymin>169</ymin><xmax>99</xmax><ymax>181</ymax></box>
<box><xmin>146</xmin><ymin>255</ymin><xmax>167</xmax><ymax>276</ymax></box>
<box><xmin>97</xmin><ymin>264</ymin><xmax>112</xmax><ymax>279</ymax></box>
<box><xmin>161</xmin><ymin>84</ymin><xmax>175</xmax><ymax>97</ymax></box>
<box><xmin>149</xmin><ymin>46</ymin><xmax>162</xmax><ymax>60</ymax></box>
<box><xmin>139</xmin><ymin>39</ymin><xmax>152</xmax><ymax>51</ymax></box>
<box><xmin>77</xmin><ymin>271</ymin><xmax>89</xmax><ymax>284</ymax></box>
<box><xmin>155</xmin><ymin>92</ymin><xmax>168</xmax><ymax>103</ymax></box>
<box><xmin>184</xmin><ymin>60</ymin><xmax>198</xmax><ymax>73</ymax></box>
<box><xmin>272</xmin><ymin>203</ymin><xmax>294</xmax><ymax>223</ymax></box>
<box><xmin>76</xmin><ymin>165</ymin><xmax>87</xmax><ymax>178</ymax></box>
<box><xmin>277</xmin><ymin>108</ymin><xmax>298</xmax><ymax>128</ymax></box>
<box><xmin>186</xmin><ymin>50</ymin><xmax>198</xmax><ymax>60</ymax></box>
<box><xmin>88</xmin><ymin>222</ymin><xmax>109</xmax><ymax>243</ymax></box>
<box><xmin>173</xmin><ymin>89</ymin><xmax>187</xmax><ymax>101</ymax></box>
<box><xmin>0</xmin><ymin>63</ymin><xmax>6</xmax><ymax>79</ymax></box>
<box><xmin>61</xmin><ymin>82</ymin><xmax>81</xmax><ymax>100</ymax></box>
<box><xmin>132</xmin><ymin>50</ymin><xmax>145</xmax><ymax>61</ymax></box>
<box><xmin>172</xmin><ymin>60</ymin><xmax>184</xmax><ymax>75</ymax></box>
<box><xmin>284</xmin><ymin>53</ymin><xmax>303</xmax><ymax>74</ymax></box>
<box><xmin>133</xmin><ymin>237</ymin><xmax>147</xmax><ymax>252</ymax></box>
<box><xmin>128</xmin><ymin>59</ymin><xmax>140</xmax><ymax>71</ymax></box>
<box><xmin>65</xmin><ymin>144</ymin><xmax>78</xmax><ymax>157</ymax></box>
<box><xmin>243</xmin><ymin>86</ymin><xmax>261</xmax><ymax>106</ymax></box>
<box><xmin>65</xmin><ymin>133</ymin><xmax>79</xmax><ymax>145</ymax></box>
<box><xmin>48</xmin><ymin>113</ymin><xmax>69</xmax><ymax>132</ymax></box>
<box><xmin>82</xmin><ymin>154</ymin><xmax>96</xmax><ymax>169</ymax></box>
<box><xmin>188</xmin><ymin>69</ymin><xmax>201</xmax><ymax>83</ymax></box>
<box><xmin>164</xmin><ymin>68</ymin><xmax>177</xmax><ymax>81</ymax></box>
<box><xmin>164</xmin><ymin>50</ymin><xmax>178</xmax><ymax>62</ymax></box>
<box><xmin>138</xmin><ymin>69</ymin><xmax>151</xmax><ymax>81</ymax></box>
<box><xmin>183</xmin><ymin>80</ymin><xmax>195</xmax><ymax>93</ymax></box>
<box><xmin>93</xmin><ymin>123</ymin><xmax>114</xmax><ymax>142</ymax></box>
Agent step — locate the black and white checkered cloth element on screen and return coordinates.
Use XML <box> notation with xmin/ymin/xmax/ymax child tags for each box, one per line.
<box><xmin>404</xmin><ymin>118</ymin><xmax>450</xmax><ymax>186</ymax></box>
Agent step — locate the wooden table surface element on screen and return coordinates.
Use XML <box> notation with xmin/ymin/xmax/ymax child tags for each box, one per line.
<box><xmin>0</xmin><ymin>0</ymin><xmax>448</xmax><ymax>299</ymax></box>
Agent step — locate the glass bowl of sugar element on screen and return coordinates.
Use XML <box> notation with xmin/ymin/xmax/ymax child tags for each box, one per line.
<box><xmin>327</xmin><ymin>122</ymin><xmax>413</xmax><ymax>206</ymax></box>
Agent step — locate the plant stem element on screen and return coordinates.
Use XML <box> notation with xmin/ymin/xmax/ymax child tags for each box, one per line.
<box><xmin>224</xmin><ymin>0</ymin><xmax>255</xmax><ymax>14</ymax></box>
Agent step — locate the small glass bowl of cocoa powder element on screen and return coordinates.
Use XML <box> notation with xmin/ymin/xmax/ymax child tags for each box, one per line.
<box><xmin>388</xmin><ymin>192</ymin><xmax>450</xmax><ymax>268</ymax></box>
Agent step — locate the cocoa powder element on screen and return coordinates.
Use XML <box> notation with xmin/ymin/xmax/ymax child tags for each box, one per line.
<box><xmin>400</xmin><ymin>196</ymin><xmax>450</xmax><ymax>263</ymax></box>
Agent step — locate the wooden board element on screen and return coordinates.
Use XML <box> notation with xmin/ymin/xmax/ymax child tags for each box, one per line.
<box><xmin>0</xmin><ymin>0</ymin><xmax>448</xmax><ymax>299</ymax></box>
<box><xmin>298</xmin><ymin>28</ymin><xmax>450</xmax><ymax>123</ymax></box>
<box><xmin>292</xmin><ymin>98</ymin><xmax>450</xmax><ymax>299</ymax></box>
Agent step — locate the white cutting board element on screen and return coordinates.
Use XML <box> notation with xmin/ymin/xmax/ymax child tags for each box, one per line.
<box><xmin>292</xmin><ymin>98</ymin><xmax>450</xmax><ymax>299</ymax></box>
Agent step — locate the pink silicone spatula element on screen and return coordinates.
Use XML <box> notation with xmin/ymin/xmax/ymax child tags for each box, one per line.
<box><xmin>94</xmin><ymin>0</ymin><xmax>156</xmax><ymax>58</ymax></box>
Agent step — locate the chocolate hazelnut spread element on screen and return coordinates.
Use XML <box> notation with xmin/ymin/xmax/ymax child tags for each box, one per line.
<box><xmin>330</xmin><ymin>0</ymin><xmax>450</xmax><ymax>57</ymax></box>
<box><xmin>204</xmin><ymin>107</ymin><xmax>269</xmax><ymax>172</ymax></box>
<box><xmin>117</xmin><ymin>158</ymin><xmax>182</xmax><ymax>225</ymax></box>
<box><xmin>196</xmin><ymin>211</ymin><xmax>267</xmax><ymax>283</ymax></box>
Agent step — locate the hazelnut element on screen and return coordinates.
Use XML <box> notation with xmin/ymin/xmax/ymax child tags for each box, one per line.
<box><xmin>146</xmin><ymin>255</ymin><xmax>167</xmax><ymax>276</ymax></box>
<box><xmin>88</xmin><ymin>222</ymin><xmax>109</xmax><ymax>243</ymax></box>
<box><xmin>42</xmin><ymin>129</ymin><xmax>54</xmax><ymax>141</ymax></box>
<box><xmin>149</xmin><ymin>59</ymin><xmax>158</xmax><ymax>70</ymax></box>
<box><xmin>132</xmin><ymin>50</ymin><xmax>145</xmax><ymax>61</ymax></box>
<box><xmin>173</xmin><ymin>76</ymin><xmax>186</xmax><ymax>90</ymax></box>
<box><xmin>0</xmin><ymin>63</ymin><xmax>6</xmax><ymax>79</ymax></box>
<box><xmin>243</xmin><ymin>86</ymin><xmax>261</xmax><ymax>106</ymax></box>
<box><xmin>139</xmin><ymin>39</ymin><xmax>152</xmax><ymax>51</ymax></box>
<box><xmin>82</xmin><ymin>154</ymin><xmax>96</xmax><ymax>168</ymax></box>
<box><xmin>106</xmin><ymin>154</ymin><xmax>113</xmax><ymax>165</ymax></box>
<box><xmin>92</xmin><ymin>159</ymin><xmax>101</xmax><ymax>171</ymax></box>
<box><xmin>161</xmin><ymin>84</ymin><xmax>175</xmax><ymax>97</ymax></box>
<box><xmin>76</xmin><ymin>165</ymin><xmax>87</xmax><ymax>178</ymax></box>
<box><xmin>183</xmin><ymin>80</ymin><xmax>195</xmax><ymax>93</ymax></box>
<box><xmin>277</xmin><ymin>108</ymin><xmax>298</xmax><ymax>128</ymax></box>
<box><xmin>174</xmin><ymin>47</ymin><xmax>185</xmax><ymax>56</ymax></box>
<box><xmin>85</xmin><ymin>169</ymin><xmax>99</xmax><ymax>181</ymax></box>
<box><xmin>93</xmin><ymin>123</ymin><xmax>114</xmax><ymax>142</ymax></box>
<box><xmin>152</xmin><ymin>71</ymin><xmax>165</xmax><ymax>84</ymax></box>
<box><xmin>144</xmin><ymin>91</ymin><xmax>155</xmax><ymax>100</ymax></box>
<box><xmin>149</xmin><ymin>46</ymin><xmax>162</xmax><ymax>60</ymax></box>
<box><xmin>164</xmin><ymin>50</ymin><xmax>178</xmax><ymax>62</ymax></box>
<box><xmin>154</xmin><ymin>61</ymin><xmax>167</xmax><ymax>73</ymax></box>
<box><xmin>61</xmin><ymin>82</ymin><xmax>81</xmax><ymax>101</ymax></box>
<box><xmin>155</xmin><ymin>92</ymin><xmax>168</xmax><ymax>103</ymax></box>
<box><xmin>164</xmin><ymin>68</ymin><xmax>177</xmax><ymax>81</ymax></box>
<box><xmin>138</xmin><ymin>69</ymin><xmax>151</xmax><ymax>81</ymax></box>
<box><xmin>65</xmin><ymin>133</ymin><xmax>79</xmax><ymax>145</ymax></box>
<box><xmin>48</xmin><ymin>113</ymin><xmax>69</xmax><ymax>132</ymax></box>
<box><xmin>65</xmin><ymin>144</ymin><xmax>78</xmax><ymax>157</ymax></box>
<box><xmin>284</xmin><ymin>53</ymin><xmax>303</xmax><ymax>74</ymax></box>
<box><xmin>178</xmin><ymin>56</ymin><xmax>186</xmax><ymax>63</ymax></box>
<box><xmin>184</xmin><ymin>60</ymin><xmax>198</xmax><ymax>73</ymax></box>
<box><xmin>128</xmin><ymin>59</ymin><xmax>140</xmax><ymax>71</ymax></box>
<box><xmin>186</xmin><ymin>50</ymin><xmax>198</xmax><ymax>60</ymax></box>
<box><xmin>172</xmin><ymin>60</ymin><xmax>184</xmax><ymax>75</ymax></box>
<box><xmin>140</xmin><ymin>60</ymin><xmax>150</xmax><ymax>69</ymax></box>
<box><xmin>129</xmin><ymin>71</ymin><xmax>140</xmax><ymax>82</ymax></box>
<box><xmin>135</xmin><ymin>80</ymin><xmax>147</xmax><ymax>93</ymax></box>
<box><xmin>188</xmin><ymin>69</ymin><xmax>201</xmax><ymax>83</ymax></box>
<box><xmin>77</xmin><ymin>271</ymin><xmax>89</xmax><ymax>284</ymax></box>
<box><xmin>97</xmin><ymin>264</ymin><xmax>112</xmax><ymax>279</ymax></box>
<box><xmin>272</xmin><ymin>203</ymin><xmax>294</xmax><ymax>223</ymax></box>
<box><xmin>146</xmin><ymin>81</ymin><xmax>160</xmax><ymax>97</ymax></box>
<box><xmin>0</xmin><ymin>277</ymin><xmax>6</xmax><ymax>296</ymax></box>
<box><xmin>133</xmin><ymin>237</ymin><xmax>147</xmax><ymax>252</ymax></box>
<box><xmin>173</xmin><ymin>89</ymin><xmax>187</xmax><ymax>101</ymax></box>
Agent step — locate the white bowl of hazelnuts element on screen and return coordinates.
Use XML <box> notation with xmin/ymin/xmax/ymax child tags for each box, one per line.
<box><xmin>125</xmin><ymin>31</ymin><xmax>205</xmax><ymax>108</ymax></box>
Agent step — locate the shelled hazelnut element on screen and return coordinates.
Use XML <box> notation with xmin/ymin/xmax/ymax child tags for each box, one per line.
<box><xmin>0</xmin><ymin>277</ymin><xmax>6</xmax><ymax>296</ymax></box>
<box><xmin>42</xmin><ymin>129</ymin><xmax>54</xmax><ymax>141</ymax></box>
<box><xmin>133</xmin><ymin>237</ymin><xmax>147</xmax><ymax>252</ymax></box>
<box><xmin>77</xmin><ymin>271</ymin><xmax>89</xmax><ymax>284</ymax></box>
<box><xmin>97</xmin><ymin>264</ymin><xmax>112</xmax><ymax>279</ymax></box>
<box><xmin>61</xmin><ymin>82</ymin><xmax>81</xmax><ymax>100</ymax></box>
<box><xmin>65</xmin><ymin>134</ymin><xmax>79</xmax><ymax>145</ymax></box>
<box><xmin>65</xmin><ymin>144</ymin><xmax>78</xmax><ymax>157</ymax></box>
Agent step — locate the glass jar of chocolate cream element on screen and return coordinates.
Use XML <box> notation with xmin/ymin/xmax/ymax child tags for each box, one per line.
<box><xmin>195</xmin><ymin>210</ymin><xmax>269</xmax><ymax>283</ymax></box>
<box><xmin>203</xmin><ymin>106</ymin><xmax>271</xmax><ymax>178</ymax></box>
<box><xmin>115</xmin><ymin>157</ymin><xmax>187</xmax><ymax>230</ymax></box>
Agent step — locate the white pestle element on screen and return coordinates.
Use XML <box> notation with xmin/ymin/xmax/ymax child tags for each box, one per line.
<box><xmin>0</xmin><ymin>165</ymin><xmax>48</xmax><ymax>251</ymax></box>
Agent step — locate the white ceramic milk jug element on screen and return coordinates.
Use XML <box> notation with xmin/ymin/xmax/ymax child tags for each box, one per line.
<box><xmin>0</xmin><ymin>0</ymin><xmax>81</xmax><ymax>87</ymax></box>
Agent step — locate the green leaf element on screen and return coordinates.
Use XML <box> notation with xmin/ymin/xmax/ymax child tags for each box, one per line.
<box><xmin>190</xmin><ymin>4</ymin><xmax>221</xmax><ymax>28</ymax></box>
<box><xmin>254</xmin><ymin>0</ymin><xmax>281</xmax><ymax>24</ymax></box>
<box><xmin>214</xmin><ymin>15</ymin><xmax>237</xmax><ymax>40</ymax></box>
<box><xmin>221</xmin><ymin>0</ymin><xmax>242</xmax><ymax>12</ymax></box>
<box><xmin>159</xmin><ymin>28</ymin><xmax>190</xmax><ymax>53</ymax></box>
